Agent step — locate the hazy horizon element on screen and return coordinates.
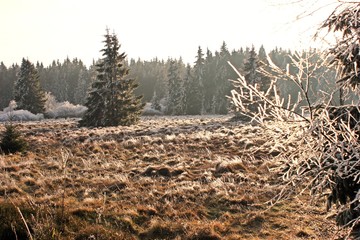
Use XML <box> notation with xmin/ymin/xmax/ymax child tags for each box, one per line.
<box><xmin>0</xmin><ymin>0</ymin><xmax>339</xmax><ymax>67</ymax></box>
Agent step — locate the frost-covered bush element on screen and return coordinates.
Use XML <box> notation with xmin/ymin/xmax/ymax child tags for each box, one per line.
<box><xmin>44</xmin><ymin>93</ymin><xmax>87</xmax><ymax>119</ymax></box>
<box><xmin>3</xmin><ymin>100</ymin><xmax>17</xmax><ymax>113</ymax></box>
<box><xmin>0</xmin><ymin>101</ymin><xmax>44</xmax><ymax>122</ymax></box>
<box><xmin>142</xmin><ymin>103</ymin><xmax>163</xmax><ymax>116</ymax></box>
<box><xmin>228</xmin><ymin>45</ymin><xmax>360</xmax><ymax>237</ymax></box>
<box><xmin>0</xmin><ymin>94</ymin><xmax>88</xmax><ymax>121</ymax></box>
<box><xmin>0</xmin><ymin>110</ymin><xmax>44</xmax><ymax>122</ymax></box>
<box><xmin>45</xmin><ymin>101</ymin><xmax>87</xmax><ymax>119</ymax></box>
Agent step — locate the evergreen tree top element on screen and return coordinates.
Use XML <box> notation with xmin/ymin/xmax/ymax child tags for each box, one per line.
<box><xmin>220</xmin><ymin>41</ymin><xmax>230</xmax><ymax>57</ymax></box>
<box><xmin>194</xmin><ymin>46</ymin><xmax>205</xmax><ymax>66</ymax></box>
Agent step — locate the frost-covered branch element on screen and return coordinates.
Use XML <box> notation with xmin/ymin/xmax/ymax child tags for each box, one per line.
<box><xmin>229</xmin><ymin>43</ymin><xmax>360</xmax><ymax>237</ymax></box>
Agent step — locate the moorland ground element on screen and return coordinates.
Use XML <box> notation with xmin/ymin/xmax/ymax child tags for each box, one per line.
<box><xmin>0</xmin><ymin>116</ymin><xmax>341</xmax><ymax>239</ymax></box>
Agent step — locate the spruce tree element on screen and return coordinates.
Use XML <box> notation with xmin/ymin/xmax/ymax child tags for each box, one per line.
<box><xmin>213</xmin><ymin>41</ymin><xmax>231</xmax><ymax>114</ymax></box>
<box><xmin>183</xmin><ymin>64</ymin><xmax>194</xmax><ymax>114</ymax></box>
<box><xmin>183</xmin><ymin>47</ymin><xmax>204</xmax><ymax>115</ymax></box>
<box><xmin>79</xmin><ymin>30</ymin><xmax>144</xmax><ymax>127</ymax></box>
<box><xmin>191</xmin><ymin>46</ymin><xmax>205</xmax><ymax>114</ymax></box>
<box><xmin>240</xmin><ymin>46</ymin><xmax>272</xmax><ymax>116</ymax></box>
<box><xmin>203</xmin><ymin>49</ymin><xmax>216</xmax><ymax>113</ymax></box>
<box><xmin>244</xmin><ymin>46</ymin><xmax>271</xmax><ymax>93</ymax></box>
<box><xmin>166</xmin><ymin>59</ymin><xmax>183</xmax><ymax>115</ymax></box>
<box><xmin>244</xmin><ymin>46</ymin><xmax>259</xmax><ymax>86</ymax></box>
<box><xmin>0</xmin><ymin>123</ymin><xmax>27</xmax><ymax>154</ymax></box>
<box><xmin>14</xmin><ymin>58</ymin><xmax>46</xmax><ymax>114</ymax></box>
<box><xmin>74</xmin><ymin>68</ymin><xmax>91</xmax><ymax>105</ymax></box>
<box><xmin>0</xmin><ymin>62</ymin><xmax>9</xmax><ymax>109</ymax></box>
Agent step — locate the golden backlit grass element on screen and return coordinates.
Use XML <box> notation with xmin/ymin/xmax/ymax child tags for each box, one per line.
<box><xmin>0</xmin><ymin>116</ymin><xmax>342</xmax><ymax>239</ymax></box>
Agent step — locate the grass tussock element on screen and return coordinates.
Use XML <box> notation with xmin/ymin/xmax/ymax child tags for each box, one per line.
<box><xmin>0</xmin><ymin>116</ymin><xmax>340</xmax><ymax>239</ymax></box>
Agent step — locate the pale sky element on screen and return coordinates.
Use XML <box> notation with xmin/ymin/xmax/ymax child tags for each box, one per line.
<box><xmin>0</xmin><ymin>0</ymin><xmax>339</xmax><ymax>67</ymax></box>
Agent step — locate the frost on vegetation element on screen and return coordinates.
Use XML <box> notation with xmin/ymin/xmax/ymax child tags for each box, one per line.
<box><xmin>142</xmin><ymin>103</ymin><xmax>163</xmax><ymax>116</ymax></box>
<box><xmin>0</xmin><ymin>95</ymin><xmax>87</xmax><ymax>122</ymax></box>
<box><xmin>0</xmin><ymin>101</ymin><xmax>44</xmax><ymax>122</ymax></box>
<box><xmin>44</xmin><ymin>93</ymin><xmax>87</xmax><ymax>119</ymax></box>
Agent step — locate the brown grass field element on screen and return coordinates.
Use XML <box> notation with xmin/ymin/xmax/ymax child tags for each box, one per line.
<box><xmin>0</xmin><ymin>116</ymin><xmax>344</xmax><ymax>239</ymax></box>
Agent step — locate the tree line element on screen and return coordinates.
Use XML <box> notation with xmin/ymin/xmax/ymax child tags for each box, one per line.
<box><xmin>0</xmin><ymin>42</ymin><xmax>345</xmax><ymax>116</ymax></box>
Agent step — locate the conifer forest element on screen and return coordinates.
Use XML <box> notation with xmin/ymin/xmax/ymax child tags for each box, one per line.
<box><xmin>0</xmin><ymin>44</ymin><xmax>347</xmax><ymax>116</ymax></box>
<box><xmin>2</xmin><ymin>1</ymin><xmax>360</xmax><ymax>239</ymax></box>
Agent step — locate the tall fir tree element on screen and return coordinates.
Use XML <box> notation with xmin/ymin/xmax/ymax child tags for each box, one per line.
<box><xmin>237</xmin><ymin>45</ymin><xmax>272</xmax><ymax>117</ymax></box>
<box><xmin>166</xmin><ymin>59</ymin><xmax>183</xmax><ymax>115</ymax></box>
<box><xmin>258</xmin><ymin>45</ymin><xmax>267</xmax><ymax>63</ymax></box>
<box><xmin>79</xmin><ymin>30</ymin><xmax>144</xmax><ymax>127</ymax></box>
<box><xmin>183</xmin><ymin>64</ymin><xmax>193</xmax><ymax>114</ymax></box>
<box><xmin>0</xmin><ymin>62</ymin><xmax>9</xmax><ymax>109</ymax></box>
<box><xmin>213</xmin><ymin>41</ymin><xmax>231</xmax><ymax>114</ymax></box>
<box><xmin>184</xmin><ymin>46</ymin><xmax>204</xmax><ymax>115</ymax></box>
<box><xmin>15</xmin><ymin>58</ymin><xmax>46</xmax><ymax>114</ymax></box>
<box><xmin>244</xmin><ymin>45</ymin><xmax>271</xmax><ymax>93</ymax></box>
<box><xmin>203</xmin><ymin>48</ymin><xmax>216</xmax><ymax>113</ymax></box>
<box><xmin>244</xmin><ymin>46</ymin><xmax>258</xmax><ymax>86</ymax></box>
<box><xmin>74</xmin><ymin>68</ymin><xmax>91</xmax><ymax>104</ymax></box>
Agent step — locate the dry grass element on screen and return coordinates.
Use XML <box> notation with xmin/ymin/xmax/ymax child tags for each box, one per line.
<box><xmin>0</xmin><ymin>116</ymin><xmax>341</xmax><ymax>239</ymax></box>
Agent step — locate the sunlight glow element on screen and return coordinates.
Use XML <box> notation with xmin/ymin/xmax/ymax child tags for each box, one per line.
<box><xmin>0</xmin><ymin>0</ymin><xmax>338</xmax><ymax>67</ymax></box>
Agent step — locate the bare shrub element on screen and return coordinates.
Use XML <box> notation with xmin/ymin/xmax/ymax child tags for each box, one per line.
<box><xmin>229</xmin><ymin>46</ymin><xmax>360</xmax><ymax>238</ymax></box>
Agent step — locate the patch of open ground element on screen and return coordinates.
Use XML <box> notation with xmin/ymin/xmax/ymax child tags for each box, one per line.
<box><xmin>0</xmin><ymin>116</ymin><xmax>341</xmax><ymax>239</ymax></box>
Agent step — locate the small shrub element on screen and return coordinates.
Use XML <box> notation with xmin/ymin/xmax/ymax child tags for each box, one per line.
<box><xmin>0</xmin><ymin>123</ymin><xmax>27</xmax><ymax>154</ymax></box>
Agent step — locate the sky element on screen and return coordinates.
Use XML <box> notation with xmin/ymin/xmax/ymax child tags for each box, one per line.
<box><xmin>0</xmin><ymin>0</ymin><xmax>341</xmax><ymax>67</ymax></box>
